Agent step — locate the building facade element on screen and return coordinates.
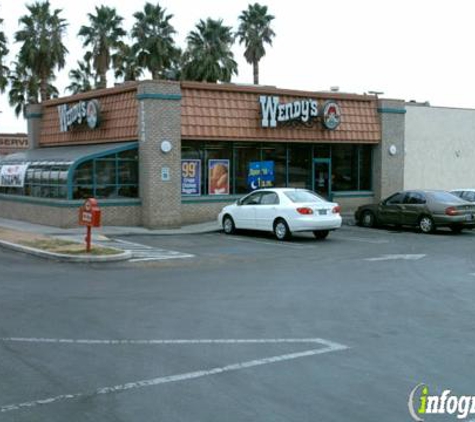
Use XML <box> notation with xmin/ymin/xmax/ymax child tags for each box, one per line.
<box><xmin>0</xmin><ymin>80</ymin><xmax>405</xmax><ymax>228</ymax></box>
<box><xmin>0</xmin><ymin>133</ymin><xmax>28</xmax><ymax>156</ymax></box>
<box><xmin>404</xmin><ymin>103</ymin><xmax>475</xmax><ymax>191</ymax></box>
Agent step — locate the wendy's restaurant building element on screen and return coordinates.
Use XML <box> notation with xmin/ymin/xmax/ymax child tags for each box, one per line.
<box><xmin>0</xmin><ymin>80</ymin><xmax>406</xmax><ymax>228</ymax></box>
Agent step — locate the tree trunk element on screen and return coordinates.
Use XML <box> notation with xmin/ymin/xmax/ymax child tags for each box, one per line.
<box><xmin>39</xmin><ymin>73</ymin><xmax>48</xmax><ymax>102</ymax></box>
<box><xmin>97</xmin><ymin>71</ymin><xmax>107</xmax><ymax>89</ymax></box>
<box><xmin>253</xmin><ymin>61</ymin><xmax>259</xmax><ymax>85</ymax></box>
<box><xmin>152</xmin><ymin>69</ymin><xmax>159</xmax><ymax>80</ymax></box>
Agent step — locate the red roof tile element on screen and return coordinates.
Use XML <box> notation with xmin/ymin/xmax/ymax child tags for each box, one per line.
<box><xmin>181</xmin><ymin>82</ymin><xmax>381</xmax><ymax>144</ymax></box>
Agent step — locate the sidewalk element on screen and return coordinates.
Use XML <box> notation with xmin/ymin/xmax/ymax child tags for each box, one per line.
<box><xmin>0</xmin><ymin>213</ymin><xmax>355</xmax><ymax>239</ymax></box>
<box><xmin>0</xmin><ymin>214</ymin><xmax>355</xmax><ymax>262</ymax></box>
<box><xmin>0</xmin><ymin>217</ymin><xmax>222</xmax><ymax>238</ymax></box>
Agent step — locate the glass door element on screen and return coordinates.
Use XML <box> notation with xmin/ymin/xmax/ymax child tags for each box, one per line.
<box><xmin>313</xmin><ymin>158</ymin><xmax>332</xmax><ymax>199</ymax></box>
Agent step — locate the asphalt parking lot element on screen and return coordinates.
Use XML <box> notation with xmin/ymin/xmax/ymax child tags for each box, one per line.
<box><xmin>1</xmin><ymin>225</ymin><xmax>475</xmax><ymax>421</ymax></box>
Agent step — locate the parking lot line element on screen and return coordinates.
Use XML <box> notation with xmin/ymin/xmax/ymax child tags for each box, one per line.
<box><xmin>0</xmin><ymin>337</ymin><xmax>344</xmax><ymax>346</ymax></box>
<box><xmin>337</xmin><ymin>236</ymin><xmax>389</xmax><ymax>244</ymax></box>
<box><xmin>0</xmin><ymin>337</ymin><xmax>349</xmax><ymax>414</ymax></box>
<box><xmin>225</xmin><ymin>236</ymin><xmax>307</xmax><ymax>249</ymax></box>
<box><xmin>94</xmin><ymin>238</ymin><xmax>195</xmax><ymax>261</ymax></box>
<box><xmin>364</xmin><ymin>254</ymin><xmax>426</xmax><ymax>262</ymax></box>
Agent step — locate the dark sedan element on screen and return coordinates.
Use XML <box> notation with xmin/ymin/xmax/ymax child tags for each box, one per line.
<box><xmin>354</xmin><ymin>190</ymin><xmax>475</xmax><ymax>233</ymax></box>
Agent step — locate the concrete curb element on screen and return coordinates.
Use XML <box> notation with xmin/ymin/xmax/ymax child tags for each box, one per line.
<box><xmin>111</xmin><ymin>227</ymin><xmax>222</xmax><ymax>237</ymax></box>
<box><xmin>0</xmin><ymin>239</ymin><xmax>132</xmax><ymax>263</ymax></box>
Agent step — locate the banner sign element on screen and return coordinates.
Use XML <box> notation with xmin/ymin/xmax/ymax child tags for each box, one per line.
<box><xmin>0</xmin><ymin>163</ymin><xmax>29</xmax><ymax>187</ymax></box>
<box><xmin>248</xmin><ymin>161</ymin><xmax>275</xmax><ymax>190</ymax></box>
<box><xmin>181</xmin><ymin>159</ymin><xmax>201</xmax><ymax>195</ymax></box>
<box><xmin>208</xmin><ymin>159</ymin><xmax>230</xmax><ymax>195</ymax></box>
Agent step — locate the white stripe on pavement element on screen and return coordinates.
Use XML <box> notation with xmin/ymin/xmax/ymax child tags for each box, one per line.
<box><xmin>0</xmin><ymin>337</ymin><xmax>343</xmax><ymax>346</ymax></box>
<box><xmin>339</xmin><ymin>236</ymin><xmax>389</xmax><ymax>244</ymax></box>
<box><xmin>364</xmin><ymin>254</ymin><xmax>426</xmax><ymax>262</ymax></box>
<box><xmin>0</xmin><ymin>337</ymin><xmax>348</xmax><ymax>413</ymax></box>
<box><xmin>226</xmin><ymin>236</ymin><xmax>306</xmax><ymax>249</ymax></box>
<box><xmin>95</xmin><ymin>239</ymin><xmax>195</xmax><ymax>261</ymax></box>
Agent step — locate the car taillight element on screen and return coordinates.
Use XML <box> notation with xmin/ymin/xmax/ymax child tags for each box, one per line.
<box><xmin>297</xmin><ymin>207</ymin><xmax>314</xmax><ymax>215</ymax></box>
<box><xmin>445</xmin><ymin>206</ymin><xmax>459</xmax><ymax>216</ymax></box>
<box><xmin>332</xmin><ymin>205</ymin><xmax>341</xmax><ymax>214</ymax></box>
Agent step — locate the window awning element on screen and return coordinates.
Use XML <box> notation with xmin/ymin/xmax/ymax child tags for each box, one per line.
<box><xmin>0</xmin><ymin>142</ymin><xmax>138</xmax><ymax>165</ymax></box>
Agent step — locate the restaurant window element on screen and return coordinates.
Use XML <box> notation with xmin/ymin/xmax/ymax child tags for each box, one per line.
<box><xmin>72</xmin><ymin>149</ymin><xmax>138</xmax><ymax>199</ymax></box>
<box><xmin>180</xmin><ymin>142</ymin><xmax>374</xmax><ymax>197</ymax></box>
<box><xmin>359</xmin><ymin>145</ymin><xmax>372</xmax><ymax>190</ymax></box>
<box><xmin>331</xmin><ymin>145</ymin><xmax>358</xmax><ymax>191</ymax></box>
<box><xmin>261</xmin><ymin>143</ymin><xmax>286</xmax><ymax>188</ymax></box>
<box><xmin>234</xmin><ymin>143</ymin><xmax>260</xmax><ymax>193</ymax></box>
<box><xmin>288</xmin><ymin>144</ymin><xmax>311</xmax><ymax>189</ymax></box>
<box><xmin>0</xmin><ymin>145</ymin><xmax>138</xmax><ymax>200</ymax></box>
<box><xmin>0</xmin><ymin>162</ymin><xmax>71</xmax><ymax>199</ymax></box>
<box><xmin>313</xmin><ymin>144</ymin><xmax>331</xmax><ymax>159</ymax></box>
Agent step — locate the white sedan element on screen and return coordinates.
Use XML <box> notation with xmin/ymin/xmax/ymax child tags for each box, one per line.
<box><xmin>451</xmin><ymin>189</ymin><xmax>475</xmax><ymax>203</ymax></box>
<box><xmin>218</xmin><ymin>188</ymin><xmax>342</xmax><ymax>240</ymax></box>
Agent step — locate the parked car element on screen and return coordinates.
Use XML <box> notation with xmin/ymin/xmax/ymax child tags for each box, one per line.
<box><xmin>218</xmin><ymin>188</ymin><xmax>342</xmax><ymax>240</ymax></box>
<box><xmin>450</xmin><ymin>189</ymin><xmax>475</xmax><ymax>203</ymax></box>
<box><xmin>354</xmin><ymin>190</ymin><xmax>475</xmax><ymax>233</ymax></box>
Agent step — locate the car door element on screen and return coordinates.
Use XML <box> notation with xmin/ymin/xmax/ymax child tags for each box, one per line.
<box><xmin>378</xmin><ymin>192</ymin><xmax>406</xmax><ymax>225</ymax></box>
<box><xmin>401</xmin><ymin>191</ymin><xmax>427</xmax><ymax>226</ymax></box>
<box><xmin>254</xmin><ymin>191</ymin><xmax>280</xmax><ymax>231</ymax></box>
<box><xmin>232</xmin><ymin>191</ymin><xmax>262</xmax><ymax>229</ymax></box>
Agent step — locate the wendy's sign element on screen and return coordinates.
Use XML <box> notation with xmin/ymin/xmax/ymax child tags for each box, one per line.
<box><xmin>259</xmin><ymin>96</ymin><xmax>341</xmax><ymax>130</ymax></box>
<box><xmin>58</xmin><ymin>99</ymin><xmax>100</xmax><ymax>132</ymax></box>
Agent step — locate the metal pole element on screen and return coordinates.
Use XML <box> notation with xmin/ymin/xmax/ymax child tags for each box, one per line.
<box><xmin>85</xmin><ymin>225</ymin><xmax>92</xmax><ymax>253</ymax></box>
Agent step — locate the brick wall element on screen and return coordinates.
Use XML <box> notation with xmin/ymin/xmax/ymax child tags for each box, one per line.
<box><xmin>138</xmin><ymin>81</ymin><xmax>182</xmax><ymax>228</ymax></box>
<box><xmin>0</xmin><ymin>199</ymin><xmax>141</xmax><ymax>228</ymax></box>
<box><xmin>333</xmin><ymin>195</ymin><xmax>375</xmax><ymax>213</ymax></box>
<box><xmin>373</xmin><ymin>100</ymin><xmax>405</xmax><ymax>201</ymax></box>
<box><xmin>182</xmin><ymin>199</ymin><xmax>237</xmax><ymax>224</ymax></box>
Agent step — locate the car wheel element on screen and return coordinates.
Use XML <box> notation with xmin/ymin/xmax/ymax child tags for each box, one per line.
<box><xmin>361</xmin><ymin>210</ymin><xmax>376</xmax><ymax>228</ymax></box>
<box><xmin>222</xmin><ymin>215</ymin><xmax>236</xmax><ymax>235</ymax></box>
<box><xmin>274</xmin><ymin>219</ymin><xmax>291</xmax><ymax>241</ymax></box>
<box><xmin>313</xmin><ymin>230</ymin><xmax>329</xmax><ymax>240</ymax></box>
<box><xmin>419</xmin><ymin>215</ymin><xmax>435</xmax><ymax>233</ymax></box>
<box><xmin>450</xmin><ymin>225</ymin><xmax>463</xmax><ymax>234</ymax></box>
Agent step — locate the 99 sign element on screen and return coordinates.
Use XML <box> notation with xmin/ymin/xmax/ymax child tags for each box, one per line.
<box><xmin>182</xmin><ymin>161</ymin><xmax>197</xmax><ymax>178</ymax></box>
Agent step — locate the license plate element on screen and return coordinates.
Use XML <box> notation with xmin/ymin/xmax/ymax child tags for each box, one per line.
<box><xmin>318</xmin><ymin>209</ymin><xmax>327</xmax><ymax>215</ymax></box>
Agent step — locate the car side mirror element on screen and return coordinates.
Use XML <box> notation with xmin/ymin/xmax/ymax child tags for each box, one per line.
<box><xmin>236</xmin><ymin>199</ymin><xmax>242</xmax><ymax>206</ymax></box>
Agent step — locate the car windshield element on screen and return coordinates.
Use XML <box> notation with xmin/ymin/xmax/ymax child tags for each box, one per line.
<box><xmin>284</xmin><ymin>190</ymin><xmax>325</xmax><ymax>203</ymax></box>
<box><xmin>429</xmin><ymin>191</ymin><xmax>466</xmax><ymax>203</ymax></box>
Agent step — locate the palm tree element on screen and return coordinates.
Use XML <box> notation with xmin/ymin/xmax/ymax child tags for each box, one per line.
<box><xmin>131</xmin><ymin>2</ymin><xmax>179</xmax><ymax>80</ymax></box>
<box><xmin>0</xmin><ymin>16</ymin><xmax>9</xmax><ymax>93</ymax></box>
<box><xmin>112</xmin><ymin>42</ymin><xmax>143</xmax><ymax>82</ymax></box>
<box><xmin>237</xmin><ymin>3</ymin><xmax>275</xmax><ymax>85</ymax></box>
<box><xmin>8</xmin><ymin>61</ymin><xmax>58</xmax><ymax>117</ymax></box>
<box><xmin>182</xmin><ymin>18</ymin><xmax>237</xmax><ymax>83</ymax></box>
<box><xmin>15</xmin><ymin>1</ymin><xmax>68</xmax><ymax>101</ymax></box>
<box><xmin>66</xmin><ymin>55</ymin><xmax>96</xmax><ymax>94</ymax></box>
<box><xmin>78</xmin><ymin>6</ymin><xmax>126</xmax><ymax>89</ymax></box>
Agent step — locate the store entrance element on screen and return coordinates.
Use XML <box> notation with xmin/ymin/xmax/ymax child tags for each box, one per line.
<box><xmin>313</xmin><ymin>159</ymin><xmax>332</xmax><ymax>199</ymax></box>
